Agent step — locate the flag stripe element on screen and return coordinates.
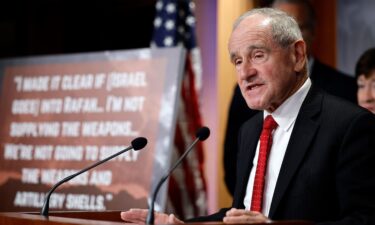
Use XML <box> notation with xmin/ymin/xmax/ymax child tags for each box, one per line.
<box><xmin>152</xmin><ymin>0</ymin><xmax>207</xmax><ymax>218</ymax></box>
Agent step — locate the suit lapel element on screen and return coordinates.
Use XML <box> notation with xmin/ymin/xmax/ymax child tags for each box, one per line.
<box><xmin>233</xmin><ymin>113</ymin><xmax>263</xmax><ymax>208</ymax></box>
<box><xmin>268</xmin><ymin>86</ymin><xmax>322</xmax><ymax>217</ymax></box>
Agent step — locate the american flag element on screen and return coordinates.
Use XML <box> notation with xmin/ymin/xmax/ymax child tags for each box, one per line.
<box><xmin>151</xmin><ymin>0</ymin><xmax>207</xmax><ymax>219</ymax></box>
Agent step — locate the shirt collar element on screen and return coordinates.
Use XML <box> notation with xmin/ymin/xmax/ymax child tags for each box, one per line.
<box><xmin>264</xmin><ymin>78</ymin><xmax>312</xmax><ymax>132</ymax></box>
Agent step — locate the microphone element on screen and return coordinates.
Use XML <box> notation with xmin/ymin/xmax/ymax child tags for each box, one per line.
<box><xmin>146</xmin><ymin>127</ymin><xmax>210</xmax><ymax>225</ymax></box>
<box><xmin>40</xmin><ymin>137</ymin><xmax>148</xmax><ymax>217</ymax></box>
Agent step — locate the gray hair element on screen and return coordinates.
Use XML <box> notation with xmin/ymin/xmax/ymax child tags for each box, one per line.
<box><xmin>233</xmin><ymin>8</ymin><xmax>303</xmax><ymax>48</ymax></box>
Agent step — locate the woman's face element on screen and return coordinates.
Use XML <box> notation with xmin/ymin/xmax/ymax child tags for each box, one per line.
<box><xmin>357</xmin><ymin>71</ymin><xmax>375</xmax><ymax>114</ymax></box>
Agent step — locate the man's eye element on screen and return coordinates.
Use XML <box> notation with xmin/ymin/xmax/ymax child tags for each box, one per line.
<box><xmin>251</xmin><ymin>52</ymin><xmax>267</xmax><ymax>63</ymax></box>
<box><xmin>234</xmin><ymin>59</ymin><xmax>242</xmax><ymax>65</ymax></box>
<box><xmin>254</xmin><ymin>53</ymin><xmax>264</xmax><ymax>59</ymax></box>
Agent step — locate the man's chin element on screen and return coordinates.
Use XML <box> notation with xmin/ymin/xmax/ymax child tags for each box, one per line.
<box><xmin>246</xmin><ymin>102</ymin><xmax>264</xmax><ymax>111</ymax></box>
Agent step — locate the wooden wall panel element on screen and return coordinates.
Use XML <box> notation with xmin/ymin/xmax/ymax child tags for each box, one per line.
<box><xmin>311</xmin><ymin>0</ymin><xmax>337</xmax><ymax>68</ymax></box>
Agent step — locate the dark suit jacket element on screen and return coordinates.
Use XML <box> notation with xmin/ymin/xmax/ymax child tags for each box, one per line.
<box><xmin>310</xmin><ymin>59</ymin><xmax>357</xmax><ymax>103</ymax></box>
<box><xmin>224</xmin><ymin>60</ymin><xmax>358</xmax><ymax>195</ymax></box>
<box><xmin>193</xmin><ymin>85</ymin><xmax>375</xmax><ymax>224</ymax></box>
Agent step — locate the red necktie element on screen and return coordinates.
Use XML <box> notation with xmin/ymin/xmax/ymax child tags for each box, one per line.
<box><xmin>250</xmin><ymin>115</ymin><xmax>278</xmax><ymax>212</ymax></box>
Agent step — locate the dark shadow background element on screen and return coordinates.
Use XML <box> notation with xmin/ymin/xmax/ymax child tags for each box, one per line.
<box><xmin>0</xmin><ymin>0</ymin><xmax>156</xmax><ymax>59</ymax></box>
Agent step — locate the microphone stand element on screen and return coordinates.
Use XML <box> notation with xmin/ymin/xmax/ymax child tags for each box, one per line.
<box><xmin>41</xmin><ymin>137</ymin><xmax>147</xmax><ymax>217</ymax></box>
<box><xmin>146</xmin><ymin>138</ymin><xmax>200</xmax><ymax>224</ymax></box>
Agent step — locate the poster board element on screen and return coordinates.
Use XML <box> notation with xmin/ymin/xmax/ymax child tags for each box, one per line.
<box><xmin>0</xmin><ymin>47</ymin><xmax>185</xmax><ymax>212</ymax></box>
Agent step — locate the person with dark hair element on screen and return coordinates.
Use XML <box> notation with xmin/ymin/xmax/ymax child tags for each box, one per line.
<box><xmin>355</xmin><ymin>47</ymin><xmax>375</xmax><ymax>114</ymax></box>
<box><xmin>224</xmin><ymin>0</ymin><xmax>358</xmax><ymax>196</ymax></box>
<box><xmin>121</xmin><ymin>8</ymin><xmax>375</xmax><ymax>224</ymax></box>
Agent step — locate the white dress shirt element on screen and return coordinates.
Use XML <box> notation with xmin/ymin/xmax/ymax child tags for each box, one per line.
<box><xmin>243</xmin><ymin>78</ymin><xmax>312</xmax><ymax>216</ymax></box>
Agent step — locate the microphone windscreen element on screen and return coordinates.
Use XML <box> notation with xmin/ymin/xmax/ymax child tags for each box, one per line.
<box><xmin>131</xmin><ymin>137</ymin><xmax>148</xmax><ymax>150</ymax></box>
<box><xmin>196</xmin><ymin>127</ymin><xmax>210</xmax><ymax>141</ymax></box>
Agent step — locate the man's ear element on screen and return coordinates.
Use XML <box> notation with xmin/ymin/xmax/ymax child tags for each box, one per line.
<box><xmin>293</xmin><ymin>40</ymin><xmax>306</xmax><ymax>73</ymax></box>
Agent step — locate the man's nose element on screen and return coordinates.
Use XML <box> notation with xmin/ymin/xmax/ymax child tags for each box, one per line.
<box><xmin>238</xmin><ymin>60</ymin><xmax>256</xmax><ymax>80</ymax></box>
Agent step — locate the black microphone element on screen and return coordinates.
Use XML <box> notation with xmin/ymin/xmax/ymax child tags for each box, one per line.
<box><xmin>146</xmin><ymin>127</ymin><xmax>210</xmax><ymax>225</ymax></box>
<box><xmin>40</xmin><ymin>137</ymin><xmax>148</xmax><ymax>217</ymax></box>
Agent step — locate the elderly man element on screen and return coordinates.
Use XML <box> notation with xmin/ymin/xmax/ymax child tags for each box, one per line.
<box><xmin>121</xmin><ymin>8</ymin><xmax>375</xmax><ymax>225</ymax></box>
<box><xmin>224</xmin><ymin>0</ymin><xmax>358</xmax><ymax>196</ymax></box>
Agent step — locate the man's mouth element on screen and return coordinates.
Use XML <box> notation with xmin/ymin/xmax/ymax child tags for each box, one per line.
<box><xmin>247</xmin><ymin>84</ymin><xmax>262</xmax><ymax>91</ymax></box>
